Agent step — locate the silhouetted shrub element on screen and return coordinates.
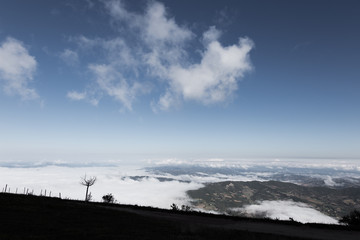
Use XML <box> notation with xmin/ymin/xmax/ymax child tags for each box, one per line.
<box><xmin>102</xmin><ymin>193</ymin><xmax>115</xmax><ymax>203</ymax></box>
<box><xmin>170</xmin><ymin>203</ymin><xmax>192</xmax><ymax>212</ymax></box>
<box><xmin>181</xmin><ymin>205</ymin><xmax>191</xmax><ymax>212</ymax></box>
<box><xmin>339</xmin><ymin>209</ymin><xmax>360</xmax><ymax>227</ymax></box>
<box><xmin>170</xmin><ymin>203</ymin><xmax>179</xmax><ymax>211</ymax></box>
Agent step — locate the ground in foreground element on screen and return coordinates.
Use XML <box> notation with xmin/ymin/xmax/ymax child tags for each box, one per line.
<box><xmin>0</xmin><ymin>193</ymin><xmax>359</xmax><ymax>240</ymax></box>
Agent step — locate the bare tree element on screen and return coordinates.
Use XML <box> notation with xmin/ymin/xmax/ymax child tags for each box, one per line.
<box><xmin>80</xmin><ymin>175</ymin><xmax>96</xmax><ymax>202</ymax></box>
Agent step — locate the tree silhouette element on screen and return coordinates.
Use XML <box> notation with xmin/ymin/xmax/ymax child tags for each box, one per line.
<box><xmin>80</xmin><ymin>175</ymin><xmax>96</xmax><ymax>202</ymax></box>
<box><xmin>339</xmin><ymin>209</ymin><xmax>360</xmax><ymax>227</ymax></box>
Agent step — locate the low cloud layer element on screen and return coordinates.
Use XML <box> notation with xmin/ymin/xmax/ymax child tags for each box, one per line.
<box><xmin>0</xmin><ymin>166</ymin><xmax>202</xmax><ymax>209</ymax></box>
<box><xmin>2</xmin><ymin>158</ymin><xmax>357</xmax><ymax>223</ymax></box>
<box><xmin>231</xmin><ymin>200</ymin><xmax>338</xmax><ymax>224</ymax></box>
<box><xmin>66</xmin><ymin>0</ymin><xmax>253</xmax><ymax>111</ymax></box>
<box><xmin>149</xmin><ymin>157</ymin><xmax>360</xmax><ymax>173</ymax></box>
<box><xmin>0</xmin><ymin>37</ymin><xmax>38</xmax><ymax>100</ymax></box>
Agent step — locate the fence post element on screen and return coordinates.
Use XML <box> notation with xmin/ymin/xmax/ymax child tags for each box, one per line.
<box><xmin>4</xmin><ymin>184</ymin><xmax>7</xmax><ymax>193</ymax></box>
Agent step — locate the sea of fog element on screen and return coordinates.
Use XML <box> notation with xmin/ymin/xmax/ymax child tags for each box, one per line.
<box><xmin>1</xmin><ymin>158</ymin><xmax>359</xmax><ymax>224</ymax></box>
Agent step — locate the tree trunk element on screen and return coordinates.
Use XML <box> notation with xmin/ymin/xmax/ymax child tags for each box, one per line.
<box><xmin>85</xmin><ymin>185</ymin><xmax>89</xmax><ymax>201</ymax></box>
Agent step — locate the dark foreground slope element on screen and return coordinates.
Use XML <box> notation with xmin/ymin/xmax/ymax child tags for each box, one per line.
<box><xmin>0</xmin><ymin>193</ymin><xmax>359</xmax><ymax>240</ymax></box>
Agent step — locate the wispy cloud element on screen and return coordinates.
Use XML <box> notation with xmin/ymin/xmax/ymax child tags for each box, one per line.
<box><xmin>60</xmin><ymin>49</ymin><xmax>79</xmax><ymax>66</ymax></box>
<box><xmin>0</xmin><ymin>37</ymin><xmax>38</xmax><ymax>100</ymax></box>
<box><xmin>67</xmin><ymin>35</ymin><xmax>145</xmax><ymax>110</ymax></box>
<box><xmin>67</xmin><ymin>89</ymin><xmax>100</xmax><ymax>106</ymax></box>
<box><xmin>67</xmin><ymin>90</ymin><xmax>87</xmax><ymax>101</ymax></box>
<box><xmin>66</xmin><ymin>0</ymin><xmax>254</xmax><ymax>111</ymax></box>
<box><xmin>88</xmin><ymin>64</ymin><xmax>148</xmax><ymax>110</ymax></box>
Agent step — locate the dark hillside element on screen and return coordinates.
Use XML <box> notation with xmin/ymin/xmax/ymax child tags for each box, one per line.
<box><xmin>0</xmin><ymin>193</ymin><xmax>359</xmax><ymax>240</ymax></box>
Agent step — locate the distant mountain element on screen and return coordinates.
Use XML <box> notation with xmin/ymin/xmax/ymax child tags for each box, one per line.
<box><xmin>121</xmin><ymin>175</ymin><xmax>191</xmax><ymax>183</ymax></box>
<box><xmin>146</xmin><ymin>165</ymin><xmax>360</xmax><ymax>188</ymax></box>
<box><xmin>187</xmin><ymin>181</ymin><xmax>360</xmax><ymax>218</ymax></box>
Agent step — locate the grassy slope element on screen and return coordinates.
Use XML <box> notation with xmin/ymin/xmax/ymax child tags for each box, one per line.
<box><xmin>0</xmin><ymin>193</ymin><xmax>358</xmax><ymax>240</ymax></box>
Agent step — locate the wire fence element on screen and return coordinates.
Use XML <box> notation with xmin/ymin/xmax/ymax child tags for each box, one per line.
<box><xmin>1</xmin><ymin>184</ymin><xmax>62</xmax><ymax>198</ymax></box>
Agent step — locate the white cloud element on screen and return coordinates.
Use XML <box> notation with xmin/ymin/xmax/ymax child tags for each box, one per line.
<box><xmin>232</xmin><ymin>200</ymin><xmax>338</xmax><ymax>224</ymax></box>
<box><xmin>71</xmin><ymin>36</ymin><xmax>140</xmax><ymax>75</ymax></box>
<box><xmin>105</xmin><ymin>2</ymin><xmax>252</xmax><ymax>111</ymax></box>
<box><xmin>88</xmin><ymin>64</ymin><xmax>147</xmax><ymax>110</ymax></box>
<box><xmin>104</xmin><ymin>0</ymin><xmax>136</xmax><ymax>22</ymax></box>
<box><xmin>67</xmin><ymin>36</ymin><xmax>144</xmax><ymax>110</ymax></box>
<box><xmin>68</xmin><ymin>1</ymin><xmax>253</xmax><ymax>111</ymax></box>
<box><xmin>103</xmin><ymin>38</ymin><xmax>140</xmax><ymax>70</ymax></box>
<box><xmin>141</xmin><ymin>2</ymin><xmax>194</xmax><ymax>81</ymax></box>
<box><xmin>323</xmin><ymin>176</ymin><xmax>340</xmax><ymax>187</ymax></box>
<box><xmin>67</xmin><ymin>90</ymin><xmax>86</xmax><ymax>101</ymax></box>
<box><xmin>67</xmin><ymin>90</ymin><xmax>100</xmax><ymax>106</ymax></box>
<box><xmin>163</xmin><ymin>34</ymin><xmax>253</xmax><ymax>107</ymax></box>
<box><xmin>104</xmin><ymin>0</ymin><xmax>193</xmax><ymax>45</ymax></box>
<box><xmin>72</xmin><ymin>36</ymin><xmax>138</xmax><ymax>67</ymax></box>
<box><xmin>152</xmin><ymin>90</ymin><xmax>179</xmax><ymax>112</ymax></box>
<box><xmin>103</xmin><ymin>0</ymin><xmax>193</xmax><ymax>77</ymax></box>
<box><xmin>70</xmin><ymin>35</ymin><xmax>102</xmax><ymax>48</ymax></box>
<box><xmin>104</xmin><ymin>176</ymin><xmax>202</xmax><ymax>208</ymax></box>
<box><xmin>143</xmin><ymin>2</ymin><xmax>193</xmax><ymax>44</ymax></box>
<box><xmin>202</xmin><ymin>26</ymin><xmax>222</xmax><ymax>45</ymax></box>
<box><xmin>0</xmin><ymin>37</ymin><xmax>38</xmax><ymax>100</ymax></box>
<box><xmin>0</xmin><ymin>166</ymin><xmax>202</xmax><ymax>209</ymax></box>
<box><xmin>60</xmin><ymin>49</ymin><xmax>79</xmax><ymax>66</ymax></box>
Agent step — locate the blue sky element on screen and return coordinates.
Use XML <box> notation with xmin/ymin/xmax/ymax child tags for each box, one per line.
<box><xmin>0</xmin><ymin>0</ymin><xmax>359</xmax><ymax>163</ymax></box>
